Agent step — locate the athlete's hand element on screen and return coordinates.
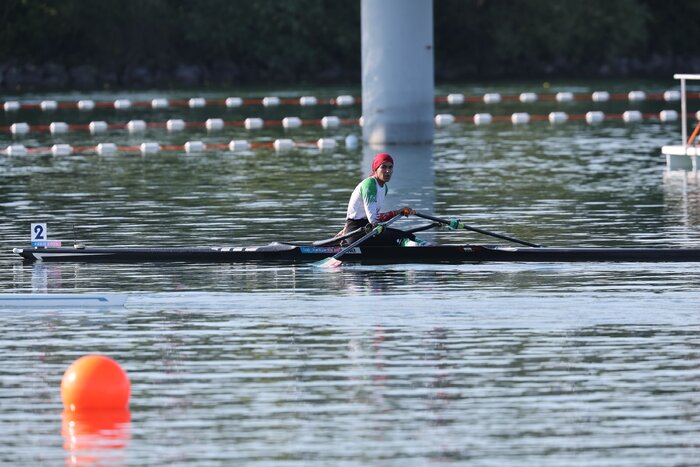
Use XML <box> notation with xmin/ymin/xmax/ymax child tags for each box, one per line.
<box><xmin>400</xmin><ymin>207</ymin><xmax>415</xmax><ymax>217</ymax></box>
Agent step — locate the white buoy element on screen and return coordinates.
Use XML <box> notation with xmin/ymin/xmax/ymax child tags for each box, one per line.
<box><xmin>228</xmin><ymin>140</ymin><xmax>250</xmax><ymax>152</ymax></box>
<box><xmin>519</xmin><ymin>92</ymin><xmax>537</xmax><ymax>103</ymax></box>
<box><xmin>585</xmin><ymin>111</ymin><xmax>605</xmax><ymax>124</ymax></box>
<box><xmin>317</xmin><ymin>138</ymin><xmax>337</xmax><ymax>150</ymax></box>
<box><xmin>628</xmin><ymin>91</ymin><xmax>646</xmax><ymax>102</ymax></box>
<box><xmin>166</xmin><ymin>119</ymin><xmax>186</xmax><ymax>132</ymax></box>
<box><xmin>696</xmin><ymin>110</ymin><xmax>700</xmax><ymax>121</ymax></box>
<box><xmin>4</xmin><ymin>101</ymin><xmax>20</xmax><ymax>111</ymax></box>
<box><xmin>511</xmin><ymin>112</ymin><xmax>530</xmax><ymax>124</ymax></box>
<box><xmin>473</xmin><ymin>113</ymin><xmax>493</xmax><ymax>125</ymax></box>
<box><xmin>226</xmin><ymin>97</ymin><xmax>243</xmax><ymax>108</ymax></box>
<box><xmin>6</xmin><ymin>144</ymin><xmax>27</xmax><ymax>156</ymax></box>
<box><xmin>77</xmin><ymin>100</ymin><xmax>95</xmax><ymax>110</ymax></box>
<box><xmin>663</xmin><ymin>90</ymin><xmax>681</xmax><ymax>102</ymax></box>
<box><xmin>321</xmin><ymin>116</ymin><xmax>340</xmax><ymax>129</ymax></box>
<box><xmin>299</xmin><ymin>96</ymin><xmax>318</xmax><ymax>106</ymax></box>
<box><xmin>51</xmin><ymin>144</ymin><xmax>73</xmax><ymax>156</ymax></box>
<box><xmin>555</xmin><ymin>92</ymin><xmax>574</xmax><ymax>102</ymax></box>
<box><xmin>548</xmin><ymin>112</ymin><xmax>568</xmax><ymax>123</ymax></box>
<box><xmin>184</xmin><ymin>141</ymin><xmax>206</xmax><ymax>153</ymax></box>
<box><xmin>282</xmin><ymin>117</ymin><xmax>302</xmax><ymax>129</ymax></box>
<box><xmin>335</xmin><ymin>95</ymin><xmax>354</xmax><ymax>106</ymax></box>
<box><xmin>434</xmin><ymin>114</ymin><xmax>455</xmax><ymax>127</ymax></box>
<box><xmin>273</xmin><ymin>139</ymin><xmax>294</xmax><ymax>153</ymax></box>
<box><xmin>659</xmin><ymin>110</ymin><xmax>678</xmax><ymax>122</ymax></box>
<box><xmin>114</xmin><ymin>99</ymin><xmax>131</xmax><ymax>109</ymax></box>
<box><xmin>345</xmin><ymin>134</ymin><xmax>359</xmax><ymax>149</ymax></box>
<box><xmin>591</xmin><ymin>91</ymin><xmax>610</xmax><ymax>102</ymax></box>
<box><xmin>623</xmin><ymin>110</ymin><xmax>643</xmax><ymax>122</ymax></box>
<box><xmin>483</xmin><ymin>93</ymin><xmax>501</xmax><ymax>104</ymax></box>
<box><xmin>188</xmin><ymin>97</ymin><xmax>206</xmax><ymax>108</ymax></box>
<box><xmin>40</xmin><ymin>100</ymin><xmax>58</xmax><ymax>111</ymax></box>
<box><xmin>244</xmin><ymin>118</ymin><xmax>264</xmax><ymax>130</ymax></box>
<box><xmin>262</xmin><ymin>96</ymin><xmax>280</xmax><ymax>107</ymax></box>
<box><xmin>96</xmin><ymin>143</ymin><xmax>117</xmax><ymax>155</ymax></box>
<box><xmin>205</xmin><ymin>118</ymin><xmax>224</xmax><ymax>131</ymax></box>
<box><xmin>127</xmin><ymin>120</ymin><xmax>147</xmax><ymax>133</ymax></box>
<box><xmin>89</xmin><ymin>121</ymin><xmax>108</xmax><ymax>134</ymax></box>
<box><xmin>447</xmin><ymin>93</ymin><xmax>464</xmax><ymax>105</ymax></box>
<box><xmin>49</xmin><ymin>122</ymin><xmax>69</xmax><ymax>134</ymax></box>
<box><xmin>140</xmin><ymin>142</ymin><xmax>161</xmax><ymax>154</ymax></box>
<box><xmin>151</xmin><ymin>98</ymin><xmax>169</xmax><ymax>109</ymax></box>
<box><xmin>10</xmin><ymin>123</ymin><xmax>30</xmax><ymax>135</ymax></box>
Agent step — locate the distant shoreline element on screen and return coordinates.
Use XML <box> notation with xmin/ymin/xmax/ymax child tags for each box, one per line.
<box><xmin>1</xmin><ymin>55</ymin><xmax>696</xmax><ymax>93</ymax></box>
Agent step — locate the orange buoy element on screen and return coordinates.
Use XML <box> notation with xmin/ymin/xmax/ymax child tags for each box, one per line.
<box><xmin>61</xmin><ymin>355</ymin><xmax>131</xmax><ymax>412</ymax></box>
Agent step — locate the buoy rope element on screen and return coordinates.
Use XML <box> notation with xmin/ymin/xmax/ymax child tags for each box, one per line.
<box><xmin>1</xmin><ymin>90</ymin><xmax>695</xmax><ymax>111</ymax></box>
<box><xmin>0</xmin><ymin>111</ymin><xmax>683</xmax><ymax>136</ymax></box>
<box><xmin>2</xmin><ymin>138</ymin><xmax>339</xmax><ymax>156</ymax></box>
<box><xmin>0</xmin><ymin>117</ymin><xmax>357</xmax><ymax>134</ymax></box>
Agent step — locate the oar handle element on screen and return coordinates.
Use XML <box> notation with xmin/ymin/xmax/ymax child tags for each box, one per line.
<box><xmin>415</xmin><ymin>212</ymin><xmax>542</xmax><ymax>247</ymax></box>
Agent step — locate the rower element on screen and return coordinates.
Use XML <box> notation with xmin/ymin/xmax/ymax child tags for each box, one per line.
<box><xmin>341</xmin><ymin>153</ymin><xmax>424</xmax><ymax>246</ymax></box>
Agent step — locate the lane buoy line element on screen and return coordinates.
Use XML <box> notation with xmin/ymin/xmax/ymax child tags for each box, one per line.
<box><xmin>0</xmin><ymin>107</ymin><xmax>684</xmax><ymax>157</ymax></box>
<box><xmin>2</xmin><ymin>138</ymin><xmax>341</xmax><ymax>156</ymax></box>
<box><xmin>434</xmin><ymin>110</ymin><xmax>684</xmax><ymax>126</ymax></box>
<box><xmin>0</xmin><ymin>90</ymin><xmax>694</xmax><ymax>112</ymax></box>
<box><xmin>0</xmin><ymin>116</ymin><xmax>356</xmax><ymax>135</ymax></box>
<box><xmin>1</xmin><ymin>110</ymin><xmax>685</xmax><ymax>137</ymax></box>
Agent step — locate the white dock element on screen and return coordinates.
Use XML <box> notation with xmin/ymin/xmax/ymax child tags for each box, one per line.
<box><xmin>662</xmin><ymin>74</ymin><xmax>700</xmax><ymax>179</ymax></box>
<box><xmin>0</xmin><ymin>293</ymin><xmax>128</xmax><ymax>308</ymax></box>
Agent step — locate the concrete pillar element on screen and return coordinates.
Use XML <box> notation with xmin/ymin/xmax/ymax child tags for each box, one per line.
<box><xmin>361</xmin><ymin>0</ymin><xmax>435</xmax><ymax>145</ymax></box>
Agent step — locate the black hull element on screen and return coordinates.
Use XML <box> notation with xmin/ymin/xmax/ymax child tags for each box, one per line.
<box><xmin>13</xmin><ymin>244</ymin><xmax>700</xmax><ymax>264</ymax></box>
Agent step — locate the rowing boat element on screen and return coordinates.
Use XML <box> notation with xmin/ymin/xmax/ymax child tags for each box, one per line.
<box><xmin>12</xmin><ymin>243</ymin><xmax>700</xmax><ymax>263</ymax></box>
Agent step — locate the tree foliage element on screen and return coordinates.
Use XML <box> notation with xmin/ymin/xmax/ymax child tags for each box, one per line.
<box><xmin>0</xmin><ymin>0</ymin><xmax>698</xmax><ymax>86</ymax></box>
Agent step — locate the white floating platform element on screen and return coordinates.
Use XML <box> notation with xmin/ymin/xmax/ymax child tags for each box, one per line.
<box><xmin>662</xmin><ymin>145</ymin><xmax>699</xmax><ymax>172</ymax></box>
<box><xmin>661</xmin><ymin>74</ymin><xmax>700</xmax><ymax>177</ymax></box>
<box><xmin>0</xmin><ymin>293</ymin><xmax>128</xmax><ymax>308</ymax></box>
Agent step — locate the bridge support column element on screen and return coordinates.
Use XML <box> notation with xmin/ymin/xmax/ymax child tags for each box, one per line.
<box><xmin>361</xmin><ymin>0</ymin><xmax>435</xmax><ymax>145</ymax></box>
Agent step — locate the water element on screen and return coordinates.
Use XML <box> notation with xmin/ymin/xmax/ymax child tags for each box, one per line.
<box><xmin>1</xmin><ymin>81</ymin><xmax>700</xmax><ymax>465</ymax></box>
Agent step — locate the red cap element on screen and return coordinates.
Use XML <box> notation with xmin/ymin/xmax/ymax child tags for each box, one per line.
<box><xmin>371</xmin><ymin>153</ymin><xmax>394</xmax><ymax>173</ymax></box>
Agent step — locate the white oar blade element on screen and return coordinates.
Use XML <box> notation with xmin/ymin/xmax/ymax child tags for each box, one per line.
<box><xmin>312</xmin><ymin>257</ymin><xmax>343</xmax><ymax>268</ymax></box>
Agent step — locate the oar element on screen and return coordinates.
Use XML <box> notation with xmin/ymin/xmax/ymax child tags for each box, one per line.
<box><xmin>312</xmin><ymin>214</ymin><xmax>403</xmax><ymax>268</ymax></box>
<box><xmin>414</xmin><ymin>212</ymin><xmax>542</xmax><ymax>247</ymax></box>
<box><xmin>312</xmin><ymin>226</ymin><xmax>365</xmax><ymax>246</ymax></box>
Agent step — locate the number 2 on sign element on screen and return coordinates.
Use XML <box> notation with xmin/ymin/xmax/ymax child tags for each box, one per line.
<box><xmin>31</xmin><ymin>223</ymin><xmax>47</xmax><ymax>241</ymax></box>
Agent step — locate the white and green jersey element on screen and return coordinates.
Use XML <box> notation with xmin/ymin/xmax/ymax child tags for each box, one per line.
<box><xmin>346</xmin><ymin>176</ymin><xmax>388</xmax><ymax>224</ymax></box>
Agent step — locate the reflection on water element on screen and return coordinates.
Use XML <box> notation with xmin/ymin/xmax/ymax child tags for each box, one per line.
<box><xmin>10</xmin><ymin>260</ymin><xmax>700</xmax><ymax>296</ymax></box>
<box><xmin>1</xmin><ymin>296</ymin><xmax>699</xmax><ymax>465</ymax></box>
<box><xmin>664</xmin><ymin>173</ymin><xmax>700</xmax><ymax>229</ymax></box>
<box><xmin>62</xmin><ymin>409</ymin><xmax>131</xmax><ymax>466</ymax></box>
<box><xmin>2</xmin><ymin>82</ymin><xmax>700</xmax><ymax>465</ymax></box>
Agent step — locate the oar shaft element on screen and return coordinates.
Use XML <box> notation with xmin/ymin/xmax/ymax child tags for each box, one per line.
<box><xmin>331</xmin><ymin>214</ymin><xmax>402</xmax><ymax>260</ymax></box>
<box><xmin>415</xmin><ymin>212</ymin><xmax>541</xmax><ymax>247</ymax></box>
<box><xmin>312</xmin><ymin>226</ymin><xmax>365</xmax><ymax>246</ymax></box>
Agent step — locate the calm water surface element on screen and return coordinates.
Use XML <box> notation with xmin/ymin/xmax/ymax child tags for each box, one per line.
<box><xmin>1</xmin><ymin>81</ymin><xmax>699</xmax><ymax>465</ymax></box>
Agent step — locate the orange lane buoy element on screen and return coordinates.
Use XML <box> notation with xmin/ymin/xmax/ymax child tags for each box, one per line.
<box><xmin>61</xmin><ymin>355</ymin><xmax>131</xmax><ymax>412</ymax></box>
